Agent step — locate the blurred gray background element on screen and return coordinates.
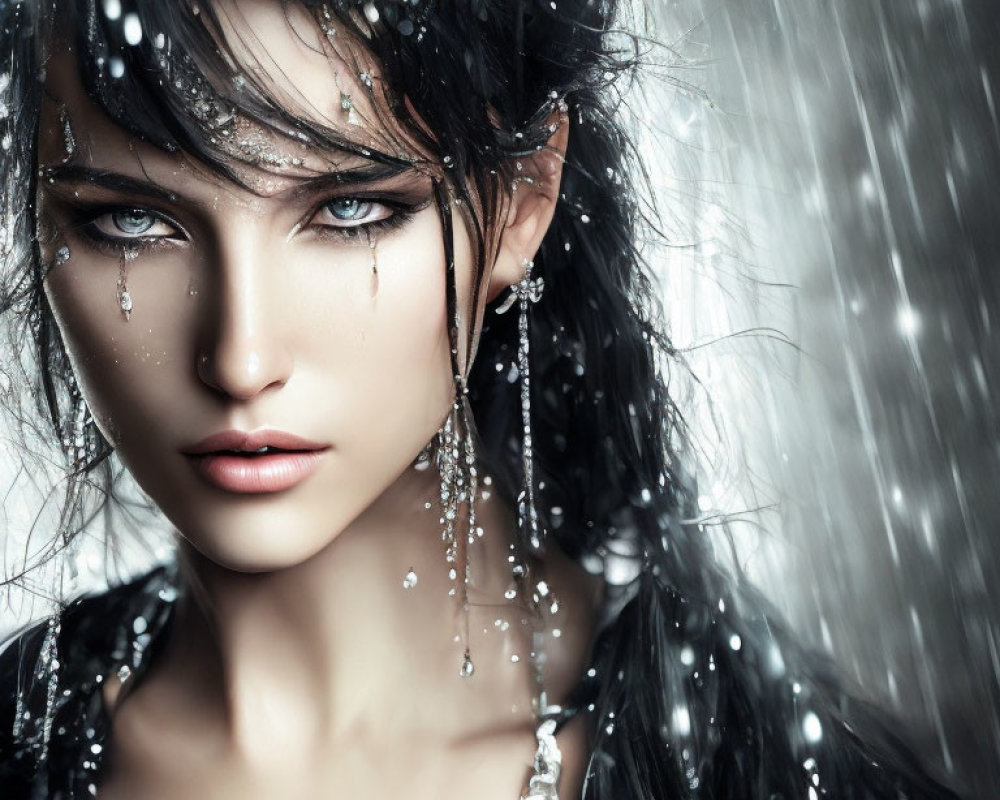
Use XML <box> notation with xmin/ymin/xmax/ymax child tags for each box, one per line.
<box><xmin>645</xmin><ymin>1</ymin><xmax>999</xmax><ymax>797</ymax></box>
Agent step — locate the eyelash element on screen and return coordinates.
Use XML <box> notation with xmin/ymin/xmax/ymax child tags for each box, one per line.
<box><xmin>71</xmin><ymin>196</ymin><xmax>420</xmax><ymax>255</ymax></box>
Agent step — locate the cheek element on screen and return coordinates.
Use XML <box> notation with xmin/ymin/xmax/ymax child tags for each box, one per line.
<box><xmin>42</xmin><ymin>251</ymin><xmax>197</xmax><ymax>448</ymax></box>
<box><xmin>318</xmin><ymin>218</ymin><xmax>457</xmax><ymax>444</ymax></box>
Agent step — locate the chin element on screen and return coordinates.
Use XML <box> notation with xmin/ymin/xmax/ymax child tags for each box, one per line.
<box><xmin>172</xmin><ymin>508</ymin><xmax>345</xmax><ymax>575</ymax></box>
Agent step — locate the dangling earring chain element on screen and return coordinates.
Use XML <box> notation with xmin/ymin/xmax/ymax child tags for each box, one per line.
<box><xmin>497</xmin><ymin>257</ymin><xmax>565</xmax><ymax>800</ymax></box>
<box><xmin>496</xmin><ymin>256</ymin><xmax>545</xmax><ymax>550</ymax></box>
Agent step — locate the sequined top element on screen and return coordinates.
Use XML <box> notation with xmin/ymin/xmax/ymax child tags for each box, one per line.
<box><xmin>0</xmin><ymin>565</ymin><xmax>178</xmax><ymax>799</ymax></box>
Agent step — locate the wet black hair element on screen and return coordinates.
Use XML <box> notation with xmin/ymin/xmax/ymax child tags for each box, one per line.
<box><xmin>0</xmin><ymin>1</ymin><xmax>966</xmax><ymax>797</ymax></box>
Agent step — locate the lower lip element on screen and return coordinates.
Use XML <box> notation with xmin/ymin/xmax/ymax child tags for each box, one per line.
<box><xmin>188</xmin><ymin>451</ymin><xmax>326</xmax><ymax>494</ymax></box>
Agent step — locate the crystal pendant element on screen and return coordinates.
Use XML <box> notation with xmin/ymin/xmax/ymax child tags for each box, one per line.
<box><xmin>460</xmin><ymin>650</ymin><xmax>475</xmax><ymax>678</ymax></box>
<box><xmin>402</xmin><ymin>569</ymin><xmax>418</xmax><ymax>589</ymax></box>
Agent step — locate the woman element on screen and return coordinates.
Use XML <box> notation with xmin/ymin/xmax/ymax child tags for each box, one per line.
<box><xmin>0</xmin><ymin>0</ymin><xmax>965</xmax><ymax>798</ymax></box>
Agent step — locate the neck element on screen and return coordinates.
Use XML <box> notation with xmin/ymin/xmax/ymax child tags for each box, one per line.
<box><xmin>153</xmin><ymin>460</ymin><xmax>594</xmax><ymax>765</ymax></box>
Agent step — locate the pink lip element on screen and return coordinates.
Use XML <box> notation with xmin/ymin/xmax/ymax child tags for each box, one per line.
<box><xmin>182</xmin><ymin>429</ymin><xmax>329</xmax><ymax>494</ymax></box>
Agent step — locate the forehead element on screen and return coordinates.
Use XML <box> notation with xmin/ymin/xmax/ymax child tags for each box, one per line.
<box><xmin>40</xmin><ymin>0</ymin><xmax>423</xmax><ymax>184</ymax></box>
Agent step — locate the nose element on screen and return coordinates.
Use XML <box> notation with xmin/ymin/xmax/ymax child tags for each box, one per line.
<box><xmin>196</xmin><ymin>227</ymin><xmax>293</xmax><ymax>401</ymax></box>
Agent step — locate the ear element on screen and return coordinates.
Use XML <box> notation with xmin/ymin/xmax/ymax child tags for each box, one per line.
<box><xmin>485</xmin><ymin>115</ymin><xmax>569</xmax><ymax>304</ymax></box>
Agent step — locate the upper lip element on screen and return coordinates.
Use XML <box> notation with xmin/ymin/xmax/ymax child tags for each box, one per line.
<box><xmin>181</xmin><ymin>429</ymin><xmax>328</xmax><ymax>456</ymax></box>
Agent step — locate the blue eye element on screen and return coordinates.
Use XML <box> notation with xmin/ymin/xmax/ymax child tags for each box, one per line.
<box><xmin>324</xmin><ymin>198</ymin><xmax>377</xmax><ymax>224</ymax></box>
<box><xmin>86</xmin><ymin>207</ymin><xmax>180</xmax><ymax>242</ymax></box>
<box><xmin>111</xmin><ymin>209</ymin><xmax>157</xmax><ymax>235</ymax></box>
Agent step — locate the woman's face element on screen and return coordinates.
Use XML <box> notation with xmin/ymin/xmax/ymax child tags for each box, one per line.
<box><xmin>36</xmin><ymin>3</ymin><xmax>488</xmax><ymax>572</ymax></box>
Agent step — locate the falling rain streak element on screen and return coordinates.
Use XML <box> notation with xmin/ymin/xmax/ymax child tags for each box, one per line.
<box><xmin>641</xmin><ymin>1</ymin><xmax>1000</xmax><ymax>796</ymax></box>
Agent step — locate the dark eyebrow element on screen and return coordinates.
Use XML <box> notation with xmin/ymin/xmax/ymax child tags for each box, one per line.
<box><xmin>40</xmin><ymin>164</ymin><xmax>180</xmax><ymax>203</ymax></box>
<box><xmin>284</xmin><ymin>162</ymin><xmax>422</xmax><ymax>200</ymax></box>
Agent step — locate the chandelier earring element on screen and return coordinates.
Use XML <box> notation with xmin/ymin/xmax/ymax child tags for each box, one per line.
<box><xmin>435</xmin><ymin>383</ymin><xmax>480</xmax><ymax>678</ymax></box>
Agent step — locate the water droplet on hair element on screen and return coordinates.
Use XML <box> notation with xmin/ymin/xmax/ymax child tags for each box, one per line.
<box><xmin>122</xmin><ymin>12</ymin><xmax>142</xmax><ymax>46</ymax></box>
<box><xmin>802</xmin><ymin>711</ymin><xmax>823</xmax><ymax>743</ymax></box>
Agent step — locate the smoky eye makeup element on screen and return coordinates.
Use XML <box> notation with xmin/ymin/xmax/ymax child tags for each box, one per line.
<box><xmin>41</xmin><ymin>178</ymin><xmax>435</xmax><ymax>257</ymax></box>
<box><xmin>51</xmin><ymin>203</ymin><xmax>189</xmax><ymax>257</ymax></box>
<box><xmin>305</xmin><ymin>192</ymin><xmax>435</xmax><ymax>243</ymax></box>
